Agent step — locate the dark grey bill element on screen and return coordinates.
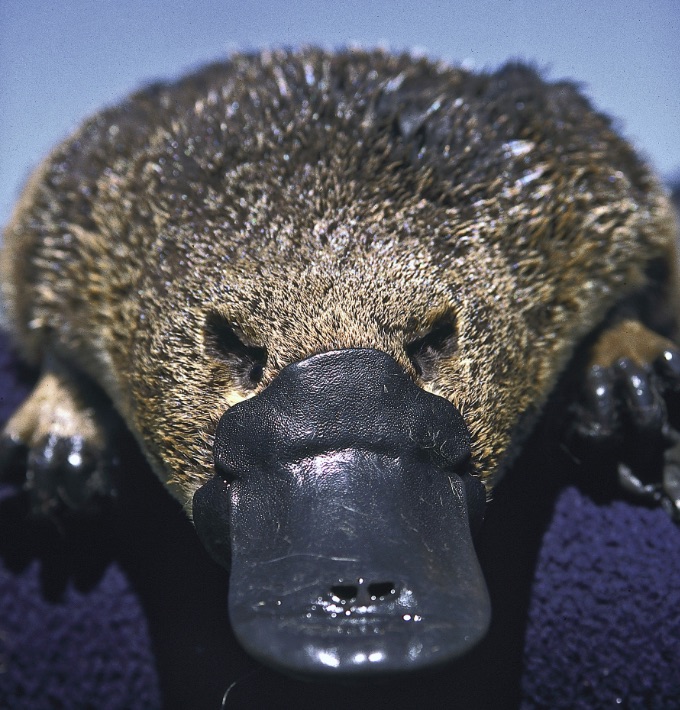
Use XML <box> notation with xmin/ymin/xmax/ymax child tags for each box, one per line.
<box><xmin>193</xmin><ymin>348</ymin><xmax>490</xmax><ymax>678</ymax></box>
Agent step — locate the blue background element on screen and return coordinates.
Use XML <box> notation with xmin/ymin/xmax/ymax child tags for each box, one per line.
<box><xmin>1</xmin><ymin>0</ymin><xmax>679</xmax><ymax>225</ymax></box>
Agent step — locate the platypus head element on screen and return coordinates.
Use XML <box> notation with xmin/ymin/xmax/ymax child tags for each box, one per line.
<box><xmin>124</xmin><ymin>143</ymin><xmax>543</xmax><ymax>676</ymax></box>
<box><xmin>131</xmin><ymin>145</ymin><xmax>548</xmax><ymax>679</ymax></box>
<box><xmin>113</xmin><ymin>51</ymin><xmax>652</xmax><ymax>679</ymax></box>
<box><xmin>177</xmin><ymin>227</ymin><xmax>518</xmax><ymax>678</ymax></box>
<box><xmin>165</xmin><ymin>223</ymin><xmax>522</xmax><ymax>678</ymax></box>
<box><xmin>193</xmin><ymin>346</ymin><xmax>488</xmax><ymax>677</ymax></box>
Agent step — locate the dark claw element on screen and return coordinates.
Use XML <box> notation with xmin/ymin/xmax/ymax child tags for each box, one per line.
<box><xmin>615</xmin><ymin>359</ymin><xmax>666</xmax><ymax>434</ymax></box>
<box><xmin>25</xmin><ymin>433</ymin><xmax>114</xmax><ymax>516</ymax></box>
<box><xmin>0</xmin><ymin>432</ymin><xmax>29</xmax><ymax>483</ymax></box>
<box><xmin>661</xmin><ymin>442</ymin><xmax>680</xmax><ymax>522</ymax></box>
<box><xmin>617</xmin><ymin>462</ymin><xmax>660</xmax><ymax>501</ymax></box>
<box><xmin>655</xmin><ymin>348</ymin><xmax>680</xmax><ymax>388</ymax></box>
<box><xmin>618</xmin><ymin>455</ymin><xmax>680</xmax><ymax>522</ymax></box>
<box><xmin>572</xmin><ymin>365</ymin><xmax>619</xmax><ymax>444</ymax></box>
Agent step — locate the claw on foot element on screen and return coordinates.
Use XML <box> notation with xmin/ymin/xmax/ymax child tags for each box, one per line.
<box><xmin>25</xmin><ymin>433</ymin><xmax>115</xmax><ymax>516</ymax></box>
<box><xmin>0</xmin><ymin>358</ymin><xmax>118</xmax><ymax>517</ymax></box>
<box><xmin>571</xmin><ymin>320</ymin><xmax>680</xmax><ymax>522</ymax></box>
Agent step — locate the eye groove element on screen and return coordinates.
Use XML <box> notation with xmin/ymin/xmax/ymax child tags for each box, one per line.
<box><xmin>204</xmin><ymin>311</ymin><xmax>267</xmax><ymax>387</ymax></box>
<box><xmin>405</xmin><ymin>316</ymin><xmax>457</xmax><ymax>378</ymax></box>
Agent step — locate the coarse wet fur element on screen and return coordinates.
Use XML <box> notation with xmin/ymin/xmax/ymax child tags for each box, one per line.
<box><xmin>1</xmin><ymin>47</ymin><xmax>678</xmax><ymax>518</ymax></box>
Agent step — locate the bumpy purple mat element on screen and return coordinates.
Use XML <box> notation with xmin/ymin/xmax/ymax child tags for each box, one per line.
<box><xmin>1</xmin><ymin>331</ymin><xmax>679</xmax><ymax>709</ymax></box>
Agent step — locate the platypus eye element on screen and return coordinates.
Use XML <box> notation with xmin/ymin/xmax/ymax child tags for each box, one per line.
<box><xmin>405</xmin><ymin>315</ymin><xmax>458</xmax><ymax>379</ymax></box>
<box><xmin>203</xmin><ymin>311</ymin><xmax>268</xmax><ymax>387</ymax></box>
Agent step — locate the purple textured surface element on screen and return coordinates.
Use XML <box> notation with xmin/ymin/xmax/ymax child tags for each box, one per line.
<box><xmin>0</xmin><ymin>329</ymin><xmax>679</xmax><ymax>709</ymax></box>
<box><xmin>522</xmin><ymin>488</ymin><xmax>680</xmax><ymax>709</ymax></box>
<box><xmin>0</xmin><ymin>557</ymin><xmax>160</xmax><ymax>710</ymax></box>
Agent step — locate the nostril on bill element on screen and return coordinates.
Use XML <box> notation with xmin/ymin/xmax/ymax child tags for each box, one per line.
<box><xmin>368</xmin><ymin>581</ymin><xmax>396</xmax><ymax>600</ymax></box>
<box><xmin>330</xmin><ymin>584</ymin><xmax>359</xmax><ymax>603</ymax></box>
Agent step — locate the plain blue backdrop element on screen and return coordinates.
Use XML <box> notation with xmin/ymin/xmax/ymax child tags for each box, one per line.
<box><xmin>1</xmin><ymin>1</ymin><xmax>679</xmax><ymax>225</ymax></box>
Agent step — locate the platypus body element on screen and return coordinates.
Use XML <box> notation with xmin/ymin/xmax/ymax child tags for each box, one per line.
<box><xmin>1</xmin><ymin>48</ymin><xmax>679</xmax><ymax>678</ymax></box>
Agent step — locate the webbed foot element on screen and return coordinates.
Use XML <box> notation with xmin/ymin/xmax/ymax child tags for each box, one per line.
<box><xmin>0</xmin><ymin>355</ymin><xmax>118</xmax><ymax>517</ymax></box>
<box><xmin>571</xmin><ymin>319</ymin><xmax>680</xmax><ymax>520</ymax></box>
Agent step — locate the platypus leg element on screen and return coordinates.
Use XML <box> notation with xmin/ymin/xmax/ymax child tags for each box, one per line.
<box><xmin>571</xmin><ymin>319</ymin><xmax>680</xmax><ymax>520</ymax></box>
<box><xmin>0</xmin><ymin>354</ymin><xmax>118</xmax><ymax>517</ymax></box>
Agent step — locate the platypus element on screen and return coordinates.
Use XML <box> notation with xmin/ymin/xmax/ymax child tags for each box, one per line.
<box><xmin>1</xmin><ymin>48</ymin><xmax>678</xmax><ymax>678</ymax></box>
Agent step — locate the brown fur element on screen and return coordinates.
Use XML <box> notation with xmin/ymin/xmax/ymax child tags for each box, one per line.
<box><xmin>1</xmin><ymin>48</ymin><xmax>677</xmax><ymax>510</ymax></box>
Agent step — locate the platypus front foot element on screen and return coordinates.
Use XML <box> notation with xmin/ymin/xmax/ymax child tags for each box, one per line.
<box><xmin>0</xmin><ymin>354</ymin><xmax>118</xmax><ymax>517</ymax></box>
<box><xmin>571</xmin><ymin>319</ymin><xmax>680</xmax><ymax>521</ymax></box>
